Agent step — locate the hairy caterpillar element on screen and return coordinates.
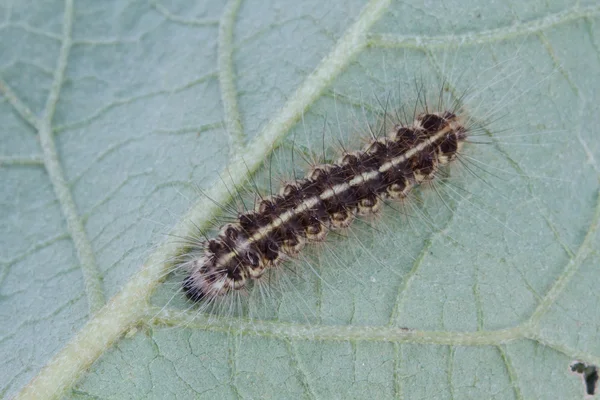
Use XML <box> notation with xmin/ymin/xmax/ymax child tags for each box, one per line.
<box><xmin>182</xmin><ymin>99</ymin><xmax>468</xmax><ymax>304</ymax></box>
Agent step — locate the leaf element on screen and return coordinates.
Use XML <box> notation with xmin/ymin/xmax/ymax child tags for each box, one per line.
<box><xmin>1</xmin><ymin>0</ymin><xmax>599</xmax><ymax>399</ymax></box>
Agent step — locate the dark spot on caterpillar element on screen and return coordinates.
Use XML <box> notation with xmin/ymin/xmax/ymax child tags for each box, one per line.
<box><xmin>395</xmin><ymin>127</ymin><xmax>417</xmax><ymax>142</ymax></box>
<box><xmin>224</xmin><ymin>225</ymin><xmax>239</xmax><ymax>240</ymax></box>
<box><xmin>419</xmin><ymin>113</ymin><xmax>446</xmax><ymax>132</ymax></box>
<box><xmin>207</xmin><ymin>239</ymin><xmax>222</xmax><ymax>255</ymax></box>
<box><xmin>182</xmin><ymin>275</ymin><xmax>206</xmax><ymax>302</ymax></box>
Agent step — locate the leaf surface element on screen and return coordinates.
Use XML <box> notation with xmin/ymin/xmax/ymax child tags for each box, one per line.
<box><xmin>1</xmin><ymin>0</ymin><xmax>599</xmax><ymax>399</ymax></box>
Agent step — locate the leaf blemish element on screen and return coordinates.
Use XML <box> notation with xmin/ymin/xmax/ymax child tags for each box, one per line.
<box><xmin>571</xmin><ymin>361</ymin><xmax>598</xmax><ymax>396</ymax></box>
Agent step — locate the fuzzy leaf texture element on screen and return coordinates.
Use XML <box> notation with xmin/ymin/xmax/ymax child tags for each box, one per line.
<box><xmin>1</xmin><ymin>0</ymin><xmax>600</xmax><ymax>399</ymax></box>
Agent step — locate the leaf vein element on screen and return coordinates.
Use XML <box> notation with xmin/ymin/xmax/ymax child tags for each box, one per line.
<box><xmin>218</xmin><ymin>0</ymin><xmax>246</xmax><ymax>154</ymax></box>
<box><xmin>368</xmin><ymin>4</ymin><xmax>600</xmax><ymax>49</ymax></box>
<box><xmin>37</xmin><ymin>0</ymin><xmax>106</xmax><ymax>315</ymax></box>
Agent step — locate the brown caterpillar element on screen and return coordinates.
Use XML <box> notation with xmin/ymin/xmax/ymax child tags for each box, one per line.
<box><xmin>182</xmin><ymin>108</ymin><xmax>467</xmax><ymax>303</ymax></box>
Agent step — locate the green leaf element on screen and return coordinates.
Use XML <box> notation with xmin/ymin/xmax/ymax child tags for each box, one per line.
<box><xmin>2</xmin><ymin>0</ymin><xmax>599</xmax><ymax>399</ymax></box>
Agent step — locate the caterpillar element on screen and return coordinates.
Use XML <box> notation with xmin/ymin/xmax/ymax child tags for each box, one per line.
<box><xmin>181</xmin><ymin>102</ymin><xmax>468</xmax><ymax>304</ymax></box>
